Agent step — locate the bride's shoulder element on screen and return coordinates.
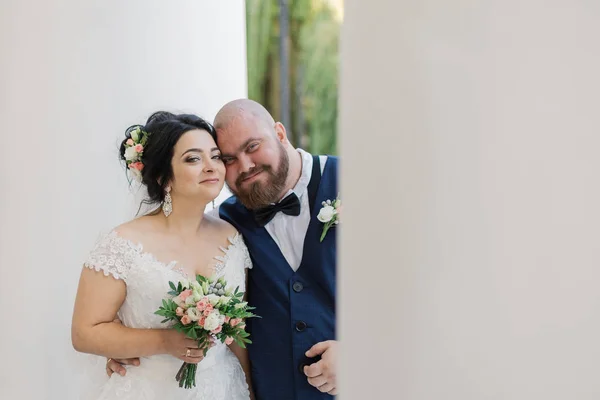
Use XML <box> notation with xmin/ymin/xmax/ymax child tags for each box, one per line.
<box><xmin>111</xmin><ymin>215</ymin><xmax>157</xmax><ymax>243</ymax></box>
<box><xmin>87</xmin><ymin>216</ymin><xmax>155</xmax><ymax>257</ymax></box>
<box><xmin>204</xmin><ymin>214</ymin><xmax>251</xmax><ymax>270</ymax></box>
<box><xmin>204</xmin><ymin>212</ymin><xmax>239</xmax><ymax>240</ymax></box>
<box><xmin>205</xmin><ymin>213</ymin><xmax>248</xmax><ymax>250</ymax></box>
<box><xmin>84</xmin><ymin>218</ymin><xmax>155</xmax><ymax>280</ymax></box>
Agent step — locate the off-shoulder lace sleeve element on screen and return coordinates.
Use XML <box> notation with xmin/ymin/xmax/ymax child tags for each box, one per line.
<box><xmin>233</xmin><ymin>233</ymin><xmax>253</xmax><ymax>270</ymax></box>
<box><xmin>83</xmin><ymin>231</ymin><xmax>139</xmax><ymax>281</ymax></box>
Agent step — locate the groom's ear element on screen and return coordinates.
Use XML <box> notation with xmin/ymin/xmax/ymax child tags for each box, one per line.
<box><xmin>274</xmin><ymin>122</ymin><xmax>288</xmax><ymax>144</ymax></box>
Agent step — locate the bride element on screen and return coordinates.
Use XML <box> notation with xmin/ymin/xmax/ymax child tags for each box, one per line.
<box><xmin>71</xmin><ymin>111</ymin><xmax>254</xmax><ymax>399</ymax></box>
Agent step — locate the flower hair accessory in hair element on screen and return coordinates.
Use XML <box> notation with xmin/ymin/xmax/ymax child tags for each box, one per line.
<box><xmin>124</xmin><ymin>126</ymin><xmax>150</xmax><ymax>182</ymax></box>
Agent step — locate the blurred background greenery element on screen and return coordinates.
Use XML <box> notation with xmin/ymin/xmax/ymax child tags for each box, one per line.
<box><xmin>245</xmin><ymin>0</ymin><xmax>342</xmax><ymax>155</ymax></box>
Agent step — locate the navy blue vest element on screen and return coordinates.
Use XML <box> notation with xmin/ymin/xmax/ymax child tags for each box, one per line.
<box><xmin>219</xmin><ymin>155</ymin><xmax>337</xmax><ymax>400</ymax></box>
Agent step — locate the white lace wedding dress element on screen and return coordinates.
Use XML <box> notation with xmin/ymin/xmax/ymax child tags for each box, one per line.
<box><xmin>76</xmin><ymin>230</ymin><xmax>252</xmax><ymax>400</ymax></box>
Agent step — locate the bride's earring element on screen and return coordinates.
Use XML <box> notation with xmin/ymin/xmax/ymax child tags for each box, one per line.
<box><xmin>162</xmin><ymin>186</ymin><xmax>173</xmax><ymax>217</ymax></box>
<box><xmin>212</xmin><ymin>200</ymin><xmax>215</xmax><ymax>209</ymax></box>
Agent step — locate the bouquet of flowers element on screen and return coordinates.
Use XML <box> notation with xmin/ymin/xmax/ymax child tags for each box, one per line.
<box><xmin>155</xmin><ymin>274</ymin><xmax>258</xmax><ymax>388</ymax></box>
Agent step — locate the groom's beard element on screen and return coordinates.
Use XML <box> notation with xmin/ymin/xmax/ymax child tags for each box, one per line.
<box><xmin>231</xmin><ymin>145</ymin><xmax>289</xmax><ymax>210</ymax></box>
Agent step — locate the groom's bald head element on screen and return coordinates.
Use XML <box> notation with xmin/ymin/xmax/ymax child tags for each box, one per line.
<box><xmin>214</xmin><ymin>99</ymin><xmax>276</xmax><ymax>134</ymax></box>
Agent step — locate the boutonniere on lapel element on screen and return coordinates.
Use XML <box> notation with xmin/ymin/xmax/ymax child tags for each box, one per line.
<box><xmin>317</xmin><ymin>196</ymin><xmax>341</xmax><ymax>242</ymax></box>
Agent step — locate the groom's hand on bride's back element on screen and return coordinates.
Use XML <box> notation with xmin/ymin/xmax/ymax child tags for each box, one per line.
<box><xmin>303</xmin><ymin>340</ymin><xmax>338</xmax><ymax>395</ymax></box>
<box><xmin>106</xmin><ymin>357</ymin><xmax>140</xmax><ymax>377</ymax></box>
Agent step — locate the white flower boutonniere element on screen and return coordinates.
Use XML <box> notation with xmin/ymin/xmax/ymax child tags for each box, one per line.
<box><xmin>318</xmin><ymin>196</ymin><xmax>341</xmax><ymax>242</ymax></box>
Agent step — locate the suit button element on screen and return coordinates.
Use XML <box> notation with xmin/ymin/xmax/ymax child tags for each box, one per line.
<box><xmin>299</xmin><ymin>362</ymin><xmax>307</xmax><ymax>374</ymax></box>
<box><xmin>292</xmin><ymin>282</ymin><xmax>304</xmax><ymax>292</ymax></box>
<box><xmin>295</xmin><ymin>321</ymin><xmax>307</xmax><ymax>332</ymax></box>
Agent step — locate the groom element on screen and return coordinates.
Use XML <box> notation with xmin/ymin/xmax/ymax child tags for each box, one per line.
<box><xmin>108</xmin><ymin>99</ymin><xmax>339</xmax><ymax>399</ymax></box>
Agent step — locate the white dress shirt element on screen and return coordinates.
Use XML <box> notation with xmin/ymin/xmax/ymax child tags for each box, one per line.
<box><xmin>212</xmin><ymin>148</ymin><xmax>326</xmax><ymax>271</ymax></box>
<box><xmin>264</xmin><ymin>149</ymin><xmax>326</xmax><ymax>271</ymax></box>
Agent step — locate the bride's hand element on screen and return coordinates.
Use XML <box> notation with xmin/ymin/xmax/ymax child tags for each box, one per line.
<box><xmin>160</xmin><ymin>330</ymin><xmax>215</xmax><ymax>364</ymax></box>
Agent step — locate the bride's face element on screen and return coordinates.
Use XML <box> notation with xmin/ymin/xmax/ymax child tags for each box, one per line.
<box><xmin>168</xmin><ymin>129</ymin><xmax>225</xmax><ymax>202</ymax></box>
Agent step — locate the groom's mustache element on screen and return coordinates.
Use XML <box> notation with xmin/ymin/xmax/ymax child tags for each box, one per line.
<box><xmin>236</xmin><ymin>165</ymin><xmax>273</xmax><ymax>187</ymax></box>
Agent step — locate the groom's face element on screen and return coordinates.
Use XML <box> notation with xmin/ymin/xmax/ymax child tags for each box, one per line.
<box><xmin>217</xmin><ymin>115</ymin><xmax>289</xmax><ymax>209</ymax></box>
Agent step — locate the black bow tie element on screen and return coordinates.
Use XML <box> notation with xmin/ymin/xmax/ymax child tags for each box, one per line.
<box><xmin>254</xmin><ymin>193</ymin><xmax>301</xmax><ymax>227</ymax></box>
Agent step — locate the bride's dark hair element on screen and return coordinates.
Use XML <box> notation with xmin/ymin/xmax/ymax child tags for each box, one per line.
<box><xmin>119</xmin><ymin>111</ymin><xmax>217</xmax><ymax>208</ymax></box>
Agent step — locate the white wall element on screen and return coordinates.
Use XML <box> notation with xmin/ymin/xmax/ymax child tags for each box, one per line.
<box><xmin>0</xmin><ymin>1</ymin><xmax>247</xmax><ymax>398</ymax></box>
<box><xmin>340</xmin><ymin>1</ymin><xmax>600</xmax><ymax>399</ymax></box>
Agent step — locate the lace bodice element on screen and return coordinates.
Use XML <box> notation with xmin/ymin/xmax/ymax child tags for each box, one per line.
<box><xmin>78</xmin><ymin>230</ymin><xmax>252</xmax><ymax>400</ymax></box>
<box><xmin>84</xmin><ymin>230</ymin><xmax>251</xmax><ymax>330</ymax></box>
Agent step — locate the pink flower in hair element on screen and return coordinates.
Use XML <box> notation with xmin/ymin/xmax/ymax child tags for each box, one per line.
<box><xmin>126</xmin><ymin>139</ymin><xmax>134</xmax><ymax>146</ymax></box>
<box><xmin>134</xmin><ymin>144</ymin><xmax>144</xmax><ymax>153</ymax></box>
<box><xmin>129</xmin><ymin>162</ymin><xmax>144</xmax><ymax>171</ymax></box>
